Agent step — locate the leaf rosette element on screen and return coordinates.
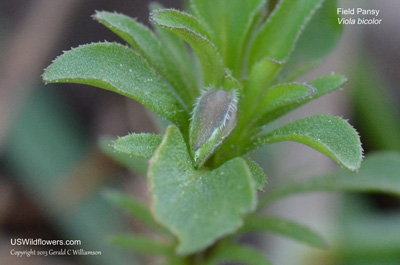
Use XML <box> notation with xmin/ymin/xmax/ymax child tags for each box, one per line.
<box><xmin>42</xmin><ymin>0</ymin><xmax>373</xmax><ymax>262</ymax></box>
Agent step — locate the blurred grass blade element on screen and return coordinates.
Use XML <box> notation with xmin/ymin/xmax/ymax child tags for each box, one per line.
<box><xmin>110</xmin><ymin>235</ymin><xmax>174</xmax><ymax>255</ymax></box>
<box><xmin>94</xmin><ymin>11</ymin><xmax>195</xmax><ymax>105</ymax></box>
<box><xmin>351</xmin><ymin>59</ymin><xmax>400</xmax><ymax>151</ymax></box>
<box><xmin>260</xmin><ymin>152</ymin><xmax>400</xmax><ymax>208</ymax></box>
<box><xmin>240</xmin><ymin>216</ymin><xmax>328</xmax><ymax>249</ymax></box>
<box><xmin>113</xmin><ymin>133</ymin><xmax>162</xmax><ymax>159</ymax></box>
<box><xmin>3</xmin><ymin>88</ymin><xmax>135</xmax><ymax>265</ymax></box>
<box><xmin>281</xmin><ymin>0</ymin><xmax>343</xmax><ymax>79</ymax></box>
<box><xmin>254</xmin><ymin>74</ymin><xmax>347</xmax><ymax>126</ymax></box>
<box><xmin>99</xmin><ymin>137</ymin><xmax>147</xmax><ymax>176</ymax></box>
<box><xmin>250</xmin><ymin>115</ymin><xmax>363</xmax><ymax>171</ymax></box>
<box><xmin>150</xmin><ymin>9</ymin><xmax>224</xmax><ymax>86</ymax></box>
<box><xmin>104</xmin><ymin>190</ymin><xmax>172</xmax><ymax>237</ymax></box>
<box><xmin>190</xmin><ymin>0</ymin><xmax>265</xmax><ymax>73</ymax></box>
<box><xmin>205</xmin><ymin>243</ymin><xmax>272</xmax><ymax>265</ymax></box>
<box><xmin>165</xmin><ymin>257</ymin><xmax>189</xmax><ymax>265</ymax></box>
<box><xmin>244</xmin><ymin>158</ymin><xmax>267</xmax><ymax>191</ymax></box>
<box><xmin>249</xmin><ymin>0</ymin><xmax>323</xmax><ymax>67</ymax></box>
<box><xmin>337</xmin><ymin>207</ymin><xmax>400</xmax><ymax>260</ymax></box>
<box><xmin>42</xmin><ymin>43</ymin><xmax>188</xmax><ymax>127</ymax></box>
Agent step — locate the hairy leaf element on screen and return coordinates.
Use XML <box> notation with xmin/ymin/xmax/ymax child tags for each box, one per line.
<box><xmin>244</xmin><ymin>158</ymin><xmax>267</xmax><ymax>191</ymax></box>
<box><xmin>234</xmin><ymin>58</ymin><xmax>283</xmax><ymax>147</ymax></box>
<box><xmin>205</xmin><ymin>243</ymin><xmax>272</xmax><ymax>265</ymax></box>
<box><xmin>191</xmin><ymin>0</ymin><xmax>265</xmax><ymax>73</ymax></box>
<box><xmin>244</xmin><ymin>58</ymin><xmax>283</xmax><ymax>114</ymax></box>
<box><xmin>94</xmin><ymin>11</ymin><xmax>195</xmax><ymax>105</ymax></box>
<box><xmin>42</xmin><ymin>43</ymin><xmax>188</xmax><ymax>126</ymax></box>
<box><xmin>149</xmin><ymin>126</ymin><xmax>256</xmax><ymax>255</ymax></box>
<box><xmin>240</xmin><ymin>215</ymin><xmax>328</xmax><ymax>248</ymax></box>
<box><xmin>254</xmin><ymin>74</ymin><xmax>347</xmax><ymax>126</ymax></box>
<box><xmin>150</xmin><ymin>3</ymin><xmax>198</xmax><ymax>96</ymax></box>
<box><xmin>253</xmin><ymin>82</ymin><xmax>316</xmax><ymax>119</ymax></box>
<box><xmin>222</xmin><ymin>70</ymin><xmax>243</xmax><ymax>93</ymax></box>
<box><xmin>249</xmin><ymin>0</ymin><xmax>323</xmax><ymax>67</ymax></box>
<box><xmin>250</xmin><ymin>115</ymin><xmax>362</xmax><ymax>171</ymax></box>
<box><xmin>113</xmin><ymin>133</ymin><xmax>162</xmax><ymax>159</ymax></box>
<box><xmin>282</xmin><ymin>0</ymin><xmax>343</xmax><ymax>79</ymax></box>
<box><xmin>260</xmin><ymin>152</ymin><xmax>400</xmax><ymax>207</ymax></box>
<box><xmin>99</xmin><ymin>137</ymin><xmax>147</xmax><ymax>176</ymax></box>
<box><xmin>104</xmin><ymin>190</ymin><xmax>171</xmax><ymax>236</ymax></box>
<box><xmin>150</xmin><ymin>9</ymin><xmax>224</xmax><ymax>86</ymax></box>
<box><xmin>110</xmin><ymin>235</ymin><xmax>173</xmax><ymax>255</ymax></box>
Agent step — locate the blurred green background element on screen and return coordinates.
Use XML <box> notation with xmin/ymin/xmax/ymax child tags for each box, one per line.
<box><xmin>0</xmin><ymin>0</ymin><xmax>399</xmax><ymax>265</ymax></box>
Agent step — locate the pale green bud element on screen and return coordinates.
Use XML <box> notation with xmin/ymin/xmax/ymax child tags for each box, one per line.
<box><xmin>189</xmin><ymin>89</ymin><xmax>238</xmax><ymax>168</ymax></box>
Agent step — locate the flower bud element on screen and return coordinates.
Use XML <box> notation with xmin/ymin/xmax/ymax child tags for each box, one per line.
<box><xmin>189</xmin><ymin>89</ymin><xmax>238</xmax><ymax>167</ymax></box>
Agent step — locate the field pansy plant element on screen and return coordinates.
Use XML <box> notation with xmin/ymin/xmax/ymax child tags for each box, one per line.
<box><xmin>44</xmin><ymin>0</ymin><xmax>370</xmax><ymax>264</ymax></box>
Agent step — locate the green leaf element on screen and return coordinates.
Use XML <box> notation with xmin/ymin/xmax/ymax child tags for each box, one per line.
<box><xmin>104</xmin><ymin>190</ymin><xmax>171</xmax><ymax>236</ymax></box>
<box><xmin>243</xmin><ymin>58</ymin><xmax>283</xmax><ymax>115</ymax></box>
<box><xmin>244</xmin><ymin>158</ymin><xmax>267</xmax><ymax>191</ymax></box>
<box><xmin>253</xmin><ymin>82</ymin><xmax>316</xmax><ymax>121</ymax></box>
<box><xmin>232</xmin><ymin>58</ymin><xmax>283</xmax><ymax>144</ymax></box>
<box><xmin>149</xmin><ymin>125</ymin><xmax>256</xmax><ymax>255</ymax></box>
<box><xmin>42</xmin><ymin>43</ymin><xmax>188</xmax><ymax>127</ymax></box>
<box><xmin>222</xmin><ymin>70</ymin><xmax>243</xmax><ymax>93</ymax></box>
<box><xmin>205</xmin><ymin>243</ymin><xmax>272</xmax><ymax>265</ymax></box>
<box><xmin>150</xmin><ymin>9</ymin><xmax>224</xmax><ymax>86</ymax></box>
<box><xmin>113</xmin><ymin>133</ymin><xmax>162</xmax><ymax>159</ymax></box>
<box><xmin>254</xmin><ymin>74</ymin><xmax>347</xmax><ymax>126</ymax></box>
<box><xmin>249</xmin><ymin>0</ymin><xmax>323</xmax><ymax>67</ymax></box>
<box><xmin>110</xmin><ymin>235</ymin><xmax>173</xmax><ymax>256</ymax></box>
<box><xmin>240</xmin><ymin>215</ymin><xmax>328</xmax><ymax>249</ymax></box>
<box><xmin>250</xmin><ymin>115</ymin><xmax>362</xmax><ymax>171</ymax></box>
<box><xmin>98</xmin><ymin>137</ymin><xmax>147</xmax><ymax>176</ymax></box>
<box><xmin>190</xmin><ymin>0</ymin><xmax>266</xmax><ymax>73</ymax></box>
<box><xmin>94</xmin><ymin>11</ymin><xmax>195</xmax><ymax>105</ymax></box>
<box><xmin>282</xmin><ymin>0</ymin><xmax>343</xmax><ymax>79</ymax></box>
<box><xmin>259</xmin><ymin>152</ymin><xmax>400</xmax><ymax>207</ymax></box>
<box><xmin>150</xmin><ymin>3</ymin><xmax>198</xmax><ymax>96</ymax></box>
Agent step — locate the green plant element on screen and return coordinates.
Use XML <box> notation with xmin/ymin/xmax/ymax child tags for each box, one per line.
<box><xmin>42</xmin><ymin>0</ymin><xmax>400</xmax><ymax>264</ymax></box>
